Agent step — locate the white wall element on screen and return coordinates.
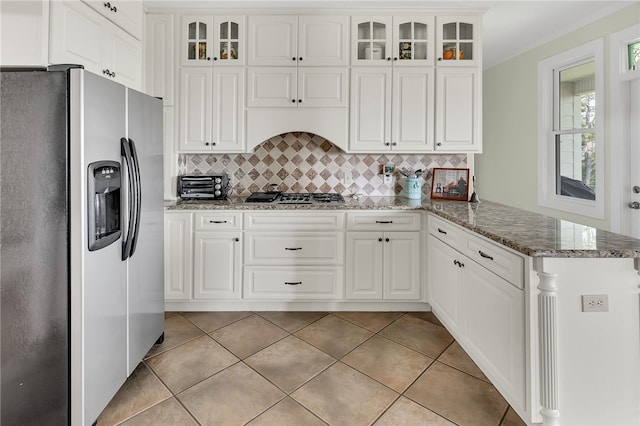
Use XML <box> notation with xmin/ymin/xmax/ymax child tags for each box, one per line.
<box><xmin>476</xmin><ymin>3</ymin><xmax>640</xmax><ymax>230</ymax></box>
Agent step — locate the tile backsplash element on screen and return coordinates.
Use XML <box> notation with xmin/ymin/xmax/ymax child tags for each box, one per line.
<box><xmin>178</xmin><ymin>132</ymin><xmax>467</xmax><ymax>197</ymax></box>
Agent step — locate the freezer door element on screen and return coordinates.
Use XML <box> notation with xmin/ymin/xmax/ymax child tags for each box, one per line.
<box><xmin>1</xmin><ymin>70</ymin><xmax>70</xmax><ymax>426</ymax></box>
<box><xmin>126</xmin><ymin>88</ymin><xmax>165</xmax><ymax>374</ymax></box>
<box><xmin>70</xmin><ymin>69</ymin><xmax>128</xmax><ymax>426</ymax></box>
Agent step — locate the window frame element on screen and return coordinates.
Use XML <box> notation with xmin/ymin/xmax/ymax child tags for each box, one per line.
<box><xmin>537</xmin><ymin>38</ymin><xmax>605</xmax><ymax>219</ymax></box>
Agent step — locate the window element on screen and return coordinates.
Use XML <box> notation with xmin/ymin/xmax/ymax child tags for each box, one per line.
<box><xmin>538</xmin><ymin>38</ymin><xmax>605</xmax><ymax>219</ymax></box>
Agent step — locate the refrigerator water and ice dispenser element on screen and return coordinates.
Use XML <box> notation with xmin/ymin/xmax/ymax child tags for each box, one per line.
<box><xmin>87</xmin><ymin>160</ymin><xmax>121</xmax><ymax>251</ymax></box>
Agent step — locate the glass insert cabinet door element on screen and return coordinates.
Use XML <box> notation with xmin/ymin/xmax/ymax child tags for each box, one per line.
<box><xmin>182</xmin><ymin>16</ymin><xmax>244</xmax><ymax>66</ymax></box>
<box><xmin>393</xmin><ymin>16</ymin><xmax>435</xmax><ymax>66</ymax></box>
<box><xmin>352</xmin><ymin>16</ymin><xmax>393</xmax><ymax>64</ymax></box>
<box><xmin>436</xmin><ymin>16</ymin><xmax>480</xmax><ymax>65</ymax></box>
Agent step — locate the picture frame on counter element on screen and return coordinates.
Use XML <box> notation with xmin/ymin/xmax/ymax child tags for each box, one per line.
<box><xmin>430</xmin><ymin>168</ymin><xmax>470</xmax><ymax>201</ymax></box>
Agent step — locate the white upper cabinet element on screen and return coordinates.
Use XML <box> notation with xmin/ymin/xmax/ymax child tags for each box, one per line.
<box><xmin>436</xmin><ymin>16</ymin><xmax>482</xmax><ymax>66</ymax></box>
<box><xmin>351</xmin><ymin>16</ymin><xmax>435</xmax><ymax>66</ymax></box>
<box><xmin>82</xmin><ymin>0</ymin><xmax>143</xmax><ymax>40</ymax></box>
<box><xmin>247</xmin><ymin>67</ymin><xmax>347</xmax><ymax>108</ymax></box>
<box><xmin>435</xmin><ymin>67</ymin><xmax>481</xmax><ymax>151</ymax></box>
<box><xmin>181</xmin><ymin>15</ymin><xmax>245</xmax><ymax>66</ymax></box>
<box><xmin>145</xmin><ymin>14</ymin><xmax>175</xmax><ymax>106</ymax></box>
<box><xmin>248</xmin><ymin>15</ymin><xmax>349</xmax><ymax>66</ymax></box>
<box><xmin>50</xmin><ymin>0</ymin><xmax>141</xmax><ymax>90</ymax></box>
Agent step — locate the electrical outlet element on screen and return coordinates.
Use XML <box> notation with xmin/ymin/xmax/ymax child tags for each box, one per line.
<box><xmin>344</xmin><ymin>170</ymin><xmax>353</xmax><ymax>186</ymax></box>
<box><xmin>581</xmin><ymin>294</ymin><xmax>609</xmax><ymax>312</ymax></box>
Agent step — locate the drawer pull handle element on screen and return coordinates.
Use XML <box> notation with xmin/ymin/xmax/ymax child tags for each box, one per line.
<box><xmin>209</xmin><ymin>220</ymin><xmax>227</xmax><ymax>224</ymax></box>
<box><xmin>376</xmin><ymin>220</ymin><xmax>393</xmax><ymax>224</ymax></box>
<box><xmin>454</xmin><ymin>260</ymin><xmax>465</xmax><ymax>268</ymax></box>
<box><xmin>437</xmin><ymin>227</ymin><xmax>447</xmax><ymax>234</ymax></box>
<box><xmin>284</xmin><ymin>281</ymin><xmax>302</xmax><ymax>286</ymax></box>
<box><xmin>478</xmin><ymin>250</ymin><xmax>494</xmax><ymax>261</ymax></box>
<box><xmin>285</xmin><ymin>247</ymin><xmax>302</xmax><ymax>251</ymax></box>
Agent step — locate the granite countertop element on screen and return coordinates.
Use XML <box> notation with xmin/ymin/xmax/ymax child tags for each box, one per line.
<box><xmin>166</xmin><ymin>196</ymin><xmax>640</xmax><ymax>258</ymax></box>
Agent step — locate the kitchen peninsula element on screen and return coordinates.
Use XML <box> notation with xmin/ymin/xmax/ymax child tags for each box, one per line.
<box><xmin>166</xmin><ymin>197</ymin><xmax>640</xmax><ymax>426</ymax></box>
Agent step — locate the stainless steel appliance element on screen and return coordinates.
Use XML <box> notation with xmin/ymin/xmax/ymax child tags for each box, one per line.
<box><xmin>0</xmin><ymin>66</ymin><xmax>164</xmax><ymax>426</ymax></box>
<box><xmin>245</xmin><ymin>192</ymin><xmax>346</xmax><ymax>204</ymax></box>
<box><xmin>178</xmin><ymin>174</ymin><xmax>230</xmax><ymax>199</ymax></box>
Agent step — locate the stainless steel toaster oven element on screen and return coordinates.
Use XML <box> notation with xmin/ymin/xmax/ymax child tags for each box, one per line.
<box><xmin>178</xmin><ymin>174</ymin><xmax>230</xmax><ymax>200</ymax></box>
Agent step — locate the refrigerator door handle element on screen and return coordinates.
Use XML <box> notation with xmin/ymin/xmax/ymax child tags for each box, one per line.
<box><xmin>128</xmin><ymin>138</ymin><xmax>142</xmax><ymax>258</ymax></box>
<box><xmin>121</xmin><ymin>137</ymin><xmax>137</xmax><ymax>261</ymax></box>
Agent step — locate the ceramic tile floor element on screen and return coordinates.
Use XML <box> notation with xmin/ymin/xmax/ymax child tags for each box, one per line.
<box><xmin>96</xmin><ymin>311</ymin><xmax>527</xmax><ymax>426</ymax></box>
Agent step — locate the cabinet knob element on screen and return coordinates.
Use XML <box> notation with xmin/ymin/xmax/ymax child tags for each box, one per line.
<box><xmin>205</xmin><ymin>142</ymin><xmax>210</xmax><ymax>146</ymax></box>
<box><xmin>213</xmin><ymin>57</ymin><xmax>218</xmax><ymax>61</ymax></box>
<box><xmin>378</xmin><ymin>238</ymin><xmax>383</xmax><ymax>242</ymax></box>
<box><xmin>436</xmin><ymin>142</ymin><xmax>442</xmax><ymax>146</ymax></box>
<box><xmin>386</xmin><ymin>57</ymin><xmax>392</xmax><ymax>61</ymax></box>
<box><xmin>385</xmin><ymin>238</ymin><xmax>390</xmax><ymax>242</ymax></box>
<box><xmin>384</xmin><ymin>142</ymin><xmax>390</xmax><ymax>146</ymax></box>
<box><xmin>291</xmin><ymin>99</ymin><xmax>296</xmax><ymax>103</ymax></box>
<box><xmin>299</xmin><ymin>57</ymin><xmax>303</xmax><ymax>61</ymax></box>
<box><xmin>438</xmin><ymin>57</ymin><xmax>443</xmax><ymax>61</ymax></box>
<box><xmin>292</xmin><ymin>57</ymin><xmax>296</xmax><ymax>61</ymax></box>
<box><xmin>393</xmin><ymin>57</ymin><xmax>398</xmax><ymax>61</ymax></box>
<box><xmin>212</xmin><ymin>142</ymin><xmax>217</xmax><ymax>146</ymax></box>
<box><xmin>234</xmin><ymin>237</ymin><xmax>239</xmax><ymax>242</ymax></box>
<box><xmin>392</xmin><ymin>142</ymin><xmax>397</xmax><ymax>146</ymax></box>
<box><xmin>298</xmin><ymin>99</ymin><xmax>302</xmax><ymax>103</ymax></box>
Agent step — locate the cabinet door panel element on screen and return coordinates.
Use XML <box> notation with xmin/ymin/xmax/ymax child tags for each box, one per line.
<box><xmin>247</xmin><ymin>67</ymin><xmax>297</xmax><ymax>107</ymax></box>
<box><xmin>383</xmin><ymin>232</ymin><xmax>421</xmax><ymax>299</ymax></box>
<box><xmin>248</xmin><ymin>15</ymin><xmax>297</xmax><ymax>66</ymax></box>
<box><xmin>465</xmin><ymin>261</ymin><xmax>525</xmax><ymax>409</ymax></box>
<box><xmin>392</xmin><ymin>68</ymin><xmax>434</xmax><ymax>151</ymax></box>
<box><xmin>298</xmin><ymin>67</ymin><xmax>348</xmax><ymax>107</ymax></box>
<box><xmin>346</xmin><ymin>232</ymin><xmax>383</xmax><ymax>299</ymax></box>
<box><xmin>299</xmin><ymin>15</ymin><xmax>349</xmax><ymax>66</ymax></box>
<box><xmin>82</xmin><ymin>0</ymin><xmax>142</xmax><ymax>40</ymax></box>
<box><xmin>435</xmin><ymin>68</ymin><xmax>481</xmax><ymax>151</ymax></box>
<box><xmin>427</xmin><ymin>237</ymin><xmax>464</xmax><ymax>334</ymax></box>
<box><xmin>103</xmin><ymin>22</ymin><xmax>141</xmax><ymax>90</ymax></box>
<box><xmin>179</xmin><ymin>68</ymin><xmax>212</xmax><ymax>151</ymax></box>
<box><xmin>193</xmin><ymin>231</ymin><xmax>241</xmax><ymax>299</ymax></box>
<box><xmin>181</xmin><ymin>16</ymin><xmax>214</xmax><ymax>66</ymax></box>
<box><xmin>50</xmin><ymin>0</ymin><xmax>103</xmax><ymax>75</ymax></box>
<box><xmin>212</xmin><ymin>68</ymin><xmax>245</xmax><ymax>151</ymax></box>
<box><xmin>146</xmin><ymin>14</ymin><xmax>175</xmax><ymax>106</ymax></box>
<box><xmin>164</xmin><ymin>213</ymin><xmax>193</xmax><ymax>300</ymax></box>
<box><xmin>349</xmin><ymin>68</ymin><xmax>391</xmax><ymax>151</ymax></box>
<box><xmin>246</xmin><ymin>232</ymin><xmax>343</xmax><ymax>265</ymax></box>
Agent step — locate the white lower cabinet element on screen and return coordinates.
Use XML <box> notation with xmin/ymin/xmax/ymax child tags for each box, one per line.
<box><xmin>244</xmin><ymin>266</ymin><xmax>343</xmax><ymax>299</ymax></box>
<box><xmin>193</xmin><ymin>231</ymin><xmax>242</xmax><ymax>299</ymax></box>
<box><xmin>346</xmin><ymin>212</ymin><xmax>422</xmax><ymax>300</ymax></box>
<box><xmin>427</xmin><ymin>214</ymin><xmax>525</xmax><ymax>414</ymax></box>
<box><xmin>164</xmin><ymin>212</ymin><xmax>193</xmax><ymax>300</ymax></box>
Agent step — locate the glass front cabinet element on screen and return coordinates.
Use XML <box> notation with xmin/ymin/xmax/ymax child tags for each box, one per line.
<box><xmin>351</xmin><ymin>16</ymin><xmax>435</xmax><ymax>66</ymax></box>
<box><xmin>182</xmin><ymin>15</ymin><xmax>245</xmax><ymax>66</ymax></box>
<box><xmin>436</xmin><ymin>16</ymin><xmax>481</xmax><ymax>66</ymax></box>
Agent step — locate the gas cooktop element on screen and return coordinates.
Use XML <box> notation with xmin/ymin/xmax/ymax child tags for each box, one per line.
<box><xmin>245</xmin><ymin>192</ymin><xmax>345</xmax><ymax>204</ymax></box>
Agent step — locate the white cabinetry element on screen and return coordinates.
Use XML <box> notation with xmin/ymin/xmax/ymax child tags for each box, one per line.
<box><xmin>82</xmin><ymin>0</ymin><xmax>143</xmax><ymax>40</ymax></box>
<box><xmin>243</xmin><ymin>211</ymin><xmax>345</xmax><ymax>300</ymax></box>
<box><xmin>248</xmin><ymin>15</ymin><xmax>348</xmax><ymax>66</ymax></box>
<box><xmin>435</xmin><ymin>16</ymin><xmax>481</xmax><ymax>66</ymax></box>
<box><xmin>49</xmin><ymin>0</ymin><xmax>141</xmax><ymax>90</ymax></box>
<box><xmin>145</xmin><ymin>14</ymin><xmax>175</xmax><ymax>106</ymax></box>
<box><xmin>350</xmin><ymin>67</ymin><xmax>434</xmax><ymax>152</ymax></box>
<box><xmin>351</xmin><ymin>16</ymin><xmax>435</xmax><ymax>66</ymax></box>
<box><xmin>164</xmin><ymin>212</ymin><xmax>193</xmax><ymax>300</ymax></box>
<box><xmin>346</xmin><ymin>212</ymin><xmax>421</xmax><ymax>300</ymax></box>
<box><xmin>181</xmin><ymin>15</ymin><xmax>245</xmax><ymax>66</ymax></box>
<box><xmin>349</xmin><ymin>15</ymin><xmax>435</xmax><ymax>152</ymax></box>
<box><xmin>247</xmin><ymin>67</ymin><xmax>347</xmax><ymax>108</ymax></box>
<box><xmin>193</xmin><ymin>212</ymin><xmax>243</xmax><ymax>299</ymax></box>
<box><xmin>179</xmin><ymin>67</ymin><xmax>245</xmax><ymax>152</ymax></box>
<box><xmin>427</xmin><ymin>214</ymin><xmax>525</xmax><ymax>414</ymax></box>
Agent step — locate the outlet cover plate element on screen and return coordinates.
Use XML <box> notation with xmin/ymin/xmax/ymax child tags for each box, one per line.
<box><xmin>581</xmin><ymin>294</ymin><xmax>609</xmax><ymax>312</ymax></box>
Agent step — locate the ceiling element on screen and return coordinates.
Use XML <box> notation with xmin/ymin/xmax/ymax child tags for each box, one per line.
<box><xmin>144</xmin><ymin>0</ymin><xmax>637</xmax><ymax>69</ymax></box>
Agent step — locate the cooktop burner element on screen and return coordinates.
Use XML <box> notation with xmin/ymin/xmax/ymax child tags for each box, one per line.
<box><xmin>245</xmin><ymin>192</ymin><xmax>345</xmax><ymax>204</ymax></box>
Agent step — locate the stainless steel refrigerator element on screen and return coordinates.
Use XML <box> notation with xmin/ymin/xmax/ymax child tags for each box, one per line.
<box><xmin>0</xmin><ymin>66</ymin><xmax>164</xmax><ymax>426</ymax></box>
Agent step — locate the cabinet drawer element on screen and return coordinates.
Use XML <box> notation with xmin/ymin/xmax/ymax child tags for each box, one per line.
<box><xmin>346</xmin><ymin>212</ymin><xmax>421</xmax><ymax>231</ymax></box>
<box><xmin>428</xmin><ymin>214</ymin><xmax>464</xmax><ymax>252</ymax></box>
<box><xmin>465</xmin><ymin>234</ymin><xmax>524</xmax><ymax>289</ymax></box>
<box><xmin>195</xmin><ymin>212</ymin><xmax>242</xmax><ymax>230</ymax></box>
<box><xmin>243</xmin><ymin>266</ymin><xmax>343</xmax><ymax>299</ymax></box>
<box><xmin>244</xmin><ymin>211</ymin><xmax>344</xmax><ymax>230</ymax></box>
<box><xmin>245</xmin><ymin>232</ymin><xmax>343</xmax><ymax>264</ymax></box>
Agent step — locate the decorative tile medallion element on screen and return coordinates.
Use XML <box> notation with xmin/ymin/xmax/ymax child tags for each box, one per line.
<box><xmin>178</xmin><ymin>133</ymin><xmax>467</xmax><ymax>196</ymax></box>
